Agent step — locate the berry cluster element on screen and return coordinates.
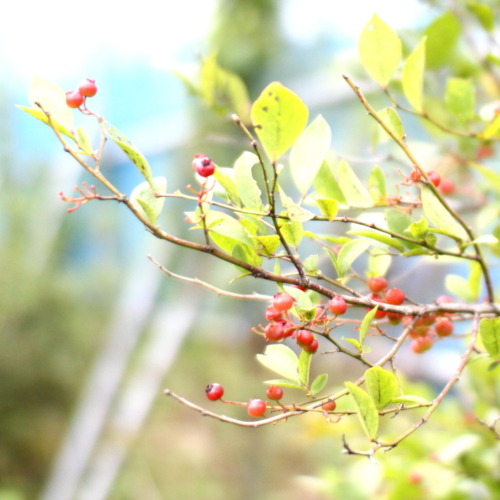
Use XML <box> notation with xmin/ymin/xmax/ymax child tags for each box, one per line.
<box><xmin>65</xmin><ymin>78</ymin><xmax>98</xmax><ymax>109</ymax></box>
<box><xmin>366</xmin><ymin>276</ymin><xmax>405</xmax><ymax>322</ymax></box>
<box><xmin>402</xmin><ymin>169</ymin><xmax>455</xmax><ymax>196</ymax></box>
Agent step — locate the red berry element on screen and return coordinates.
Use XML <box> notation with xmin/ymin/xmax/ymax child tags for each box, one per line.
<box><xmin>266</xmin><ymin>385</ymin><xmax>284</xmax><ymax>400</ymax></box>
<box><xmin>247</xmin><ymin>398</ymin><xmax>267</xmax><ymax>417</ymax></box>
<box><xmin>385</xmin><ymin>288</ymin><xmax>405</xmax><ymax>305</ymax></box>
<box><xmin>303</xmin><ymin>338</ymin><xmax>319</xmax><ymax>354</ymax></box>
<box><xmin>77</xmin><ymin>78</ymin><xmax>98</xmax><ymax>97</ymax></box>
<box><xmin>265</xmin><ymin>306</ymin><xmax>282</xmax><ymax>322</ymax></box>
<box><xmin>192</xmin><ymin>154</ymin><xmax>215</xmax><ymax>177</ymax></box>
<box><xmin>427</xmin><ymin>171</ymin><xmax>441</xmax><ymax>187</ymax></box>
<box><xmin>264</xmin><ymin>322</ymin><xmax>285</xmax><ymax>341</ymax></box>
<box><xmin>439</xmin><ymin>178</ymin><xmax>455</xmax><ymax>195</ymax></box>
<box><xmin>409</xmin><ymin>326</ymin><xmax>429</xmax><ymax>338</ymax></box>
<box><xmin>387</xmin><ymin>312</ymin><xmax>404</xmax><ymax>325</ymax></box>
<box><xmin>322</xmin><ymin>400</ymin><xmax>336</xmax><ymax>412</ymax></box>
<box><xmin>415</xmin><ymin>313</ymin><xmax>436</xmax><ymax>328</ymax></box>
<box><xmin>369</xmin><ymin>293</ymin><xmax>387</xmax><ymax>319</ymax></box>
<box><xmin>296</xmin><ymin>329</ymin><xmax>314</xmax><ymax>347</ymax></box>
<box><xmin>205</xmin><ymin>383</ymin><xmax>224</xmax><ymax>401</ymax></box>
<box><xmin>328</xmin><ymin>295</ymin><xmax>347</xmax><ymax>315</ymax></box>
<box><xmin>476</xmin><ymin>144</ymin><xmax>494</xmax><ymax>159</ymax></box>
<box><xmin>272</xmin><ymin>293</ymin><xmax>294</xmax><ymax>312</ymax></box>
<box><xmin>435</xmin><ymin>317</ymin><xmax>453</xmax><ymax>337</ymax></box>
<box><xmin>410</xmin><ymin>335</ymin><xmax>433</xmax><ymax>353</ymax></box>
<box><xmin>65</xmin><ymin>90</ymin><xmax>84</xmax><ymax>109</ymax></box>
<box><xmin>367</xmin><ymin>276</ymin><xmax>388</xmax><ymax>293</ymax></box>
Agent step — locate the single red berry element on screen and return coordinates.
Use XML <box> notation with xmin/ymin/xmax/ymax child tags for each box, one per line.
<box><xmin>435</xmin><ymin>317</ymin><xmax>453</xmax><ymax>337</ymax></box>
<box><xmin>439</xmin><ymin>178</ymin><xmax>455</xmax><ymax>195</ymax></box>
<box><xmin>192</xmin><ymin>154</ymin><xmax>215</xmax><ymax>177</ymax></box>
<box><xmin>427</xmin><ymin>170</ymin><xmax>441</xmax><ymax>187</ymax></box>
<box><xmin>65</xmin><ymin>90</ymin><xmax>84</xmax><ymax>109</ymax></box>
<box><xmin>247</xmin><ymin>398</ymin><xmax>267</xmax><ymax>417</ymax></box>
<box><xmin>303</xmin><ymin>338</ymin><xmax>319</xmax><ymax>354</ymax></box>
<box><xmin>369</xmin><ymin>293</ymin><xmax>387</xmax><ymax>319</ymax></box>
<box><xmin>367</xmin><ymin>276</ymin><xmax>388</xmax><ymax>293</ymax></box>
<box><xmin>409</xmin><ymin>326</ymin><xmax>429</xmax><ymax>338</ymax></box>
<box><xmin>385</xmin><ymin>288</ymin><xmax>405</xmax><ymax>305</ymax></box>
<box><xmin>265</xmin><ymin>321</ymin><xmax>285</xmax><ymax>341</ymax></box>
<box><xmin>265</xmin><ymin>306</ymin><xmax>282</xmax><ymax>322</ymax></box>
<box><xmin>410</xmin><ymin>335</ymin><xmax>433</xmax><ymax>354</ymax></box>
<box><xmin>296</xmin><ymin>329</ymin><xmax>314</xmax><ymax>347</ymax></box>
<box><xmin>387</xmin><ymin>312</ymin><xmax>404</xmax><ymax>325</ymax></box>
<box><xmin>205</xmin><ymin>383</ymin><xmax>224</xmax><ymax>401</ymax></box>
<box><xmin>266</xmin><ymin>385</ymin><xmax>284</xmax><ymax>400</ymax></box>
<box><xmin>272</xmin><ymin>293</ymin><xmax>294</xmax><ymax>312</ymax></box>
<box><xmin>476</xmin><ymin>144</ymin><xmax>494</xmax><ymax>159</ymax></box>
<box><xmin>289</xmin><ymin>284</ymin><xmax>307</xmax><ymax>291</ymax></box>
<box><xmin>281</xmin><ymin>321</ymin><xmax>295</xmax><ymax>338</ymax></box>
<box><xmin>77</xmin><ymin>78</ymin><xmax>98</xmax><ymax>97</ymax></box>
<box><xmin>408</xmin><ymin>472</ymin><xmax>423</xmax><ymax>484</ymax></box>
<box><xmin>410</xmin><ymin>169</ymin><xmax>422</xmax><ymax>183</ymax></box>
<box><xmin>322</xmin><ymin>400</ymin><xmax>336</xmax><ymax>412</ymax></box>
<box><xmin>415</xmin><ymin>313</ymin><xmax>436</xmax><ymax>328</ymax></box>
<box><xmin>328</xmin><ymin>295</ymin><xmax>347</xmax><ymax>315</ymax></box>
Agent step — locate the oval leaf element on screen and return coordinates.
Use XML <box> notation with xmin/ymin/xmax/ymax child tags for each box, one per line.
<box><xmin>402</xmin><ymin>38</ymin><xmax>426</xmax><ymax>112</ymax></box>
<box><xmin>337</xmin><ymin>160</ymin><xmax>373</xmax><ymax>208</ymax></box>
<box><xmin>130</xmin><ymin>177</ymin><xmax>167</xmax><ymax>225</ymax></box>
<box><xmin>336</xmin><ymin>239</ymin><xmax>371</xmax><ymax>278</ymax></box>
<box><xmin>256</xmin><ymin>344</ymin><xmax>300</xmax><ymax>383</ymax></box>
<box><xmin>365</xmin><ymin>366</ymin><xmax>399</xmax><ymax>410</ymax></box>
<box><xmin>251</xmin><ymin>82</ymin><xmax>309</xmax><ymax>163</ymax></box>
<box><xmin>234</xmin><ymin>151</ymin><xmax>264</xmax><ymax>210</ymax></box>
<box><xmin>345</xmin><ymin>382</ymin><xmax>379</xmax><ymax>439</ymax></box>
<box><xmin>479</xmin><ymin>318</ymin><xmax>500</xmax><ymax>360</ymax></box>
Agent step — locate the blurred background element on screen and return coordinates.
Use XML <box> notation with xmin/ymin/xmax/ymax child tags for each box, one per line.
<box><xmin>2</xmin><ymin>1</ymin><xmax>499</xmax><ymax>499</ymax></box>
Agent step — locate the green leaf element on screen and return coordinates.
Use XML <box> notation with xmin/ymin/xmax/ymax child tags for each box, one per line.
<box><xmin>207</xmin><ymin>212</ymin><xmax>254</xmax><ymax>251</ymax></box>
<box><xmin>310</xmin><ymin>374</ymin><xmax>328</xmax><ymax>396</ymax></box>
<box><xmin>283</xmin><ymin>286</ymin><xmax>313</xmax><ymax>312</ymax></box>
<box><xmin>424</xmin><ymin>12</ymin><xmax>461</xmax><ymax>69</ymax></box>
<box><xmin>368</xmin><ymin>166</ymin><xmax>387</xmax><ymax>203</ymax></box>
<box><xmin>445</xmin><ymin>78</ymin><xmax>475</xmax><ymax>121</ymax></box>
<box><xmin>104</xmin><ymin>122</ymin><xmax>154</xmax><ymax>185</ymax></box>
<box><xmin>359</xmin><ymin>307</ymin><xmax>379</xmax><ymax>347</ymax></box>
<box><xmin>213</xmin><ymin>168</ymin><xmax>241</xmax><ymax>206</ymax></box>
<box><xmin>234</xmin><ymin>151</ymin><xmax>264</xmax><ymax>210</ymax></box>
<box><xmin>335</xmin><ymin>239</ymin><xmax>370</xmax><ymax>278</ymax></box>
<box><xmin>315</xmin><ymin>197</ymin><xmax>338</xmax><ymax>220</ymax></box>
<box><xmin>130</xmin><ymin>177</ymin><xmax>167</xmax><ymax>225</ymax></box>
<box><xmin>345</xmin><ymin>382</ymin><xmax>379</xmax><ymax>439</ymax></box>
<box><xmin>27</xmin><ymin>75</ymin><xmax>75</xmax><ymax>137</ymax></box>
<box><xmin>391</xmin><ymin>395</ymin><xmax>430</xmax><ymax>405</ymax></box>
<box><xmin>256</xmin><ymin>344</ymin><xmax>300</xmax><ymax>383</ymax></box>
<box><xmin>263</xmin><ymin>379</ymin><xmax>304</xmax><ymax>391</ymax></box>
<box><xmin>337</xmin><ymin>160</ymin><xmax>373</xmax><ymax>208</ymax></box>
<box><xmin>468</xmin><ymin>261</ymin><xmax>482</xmax><ymax>302</ymax></box>
<box><xmin>251</xmin><ymin>82</ymin><xmax>309</xmax><ymax>163</ymax></box>
<box><xmin>254</xmin><ymin>235</ymin><xmax>281</xmax><ymax>256</ymax></box>
<box><xmin>278</xmin><ymin>219</ymin><xmax>303</xmax><ymax>247</ymax></box>
<box><xmin>445</xmin><ymin>274</ymin><xmax>474</xmax><ymax>302</ymax></box>
<box><xmin>359</xmin><ymin>14</ymin><xmax>402</xmax><ymax>87</ymax></box>
<box><xmin>290</xmin><ymin>115</ymin><xmax>331</xmax><ymax>194</ymax></box>
<box><xmin>303</xmin><ymin>254</ymin><xmax>319</xmax><ymax>273</ymax></box>
<box><xmin>75</xmin><ymin>127</ymin><xmax>93</xmax><ymax>154</ymax></box>
<box><xmin>481</xmin><ymin>115</ymin><xmax>500</xmax><ymax>139</ymax></box>
<box><xmin>385</xmin><ymin>209</ymin><xmax>415</xmax><ymax>248</ymax></box>
<box><xmin>467</xmin><ymin>2</ymin><xmax>495</xmax><ymax>32</ymax></box>
<box><xmin>298</xmin><ymin>350</ymin><xmax>312</xmax><ymax>387</ymax></box>
<box><xmin>313</xmin><ymin>161</ymin><xmax>346</xmax><ymax>204</ymax></box>
<box><xmin>471</xmin><ymin>163</ymin><xmax>500</xmax><ymax>193</ymax></box>
<box><xmin>479</xmin><ymin>318</ymin><xmax>500</xmax><ymax>360</ymax></box>
<box><xmin>279</xmin><ymin>188</ymin><xmax>316</xmax><ymax>222</ymax></box>
<box><xmin>365</xmin><ymin>366</ymin><xmax>399</xmax><ymax>410</ymax></box>
<box><xmin>232</xmin><ymin>244</ymin><xmax>262</xmax><ymax>268</ymax></box>
<box><xmin>406</xmin><ymin>217</ymin><xmax>429</xmax><ymax>239</ymax></box>
<box><xmin>349</xmin><ymin>231</ymin><xmax>405</xmax><ymax>252</ymax></box>
<box><xmin>377</xmin><ymin>107</ymin><xmax>405</xmax><ymax>142</ymax></box>
<box><xmin>342</xmin><ymin>337</ymin><xmax>363</xmax><ymax>352</ymax></box>
<box><xmin>421</xmin><ymin>185</ymin><xmax>469</xmax><ymax>241</ymax></box>
<box><xmin>367</xmin><ymin>249</ymin><xmax>392</xmax><ymax>278</ymax></box>
<box><xmin>402</xmin><ymin>38</ymin><xmax>426</xmax><ymax>112</ymax></box>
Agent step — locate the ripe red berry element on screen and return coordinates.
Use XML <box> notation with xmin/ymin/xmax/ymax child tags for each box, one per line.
<box><xmin>385</xmin><ymin>288</ymin><xmax>405</xmax><ymax>305</ymax></box>
<box><xmin>367</xmin><ymin>276</ymin><xmax>388</xmax><ymax>293</ymax></box>
<box><xmin>65</xmin><ymin>90</ymin><xmax>84</xmax><ymax>109</ymax></box>
<box><xmin>328</xmin><ymin>295</ymin><xmax>347</xmax><ymax>315</ymax></box>
<box><xmin>427</xmin><ymin>170</ymin><xmax>441</xmax><ymax>187</ymax></box>
<box><xmin>296</xmin><ymin>329</ymin><xmax>314</xmax><ymax>347</ymax></box>
<box><xmin>415</xmin><ymin>313</ymin><xmax>436</xmax><ymax>328</ymax></box>
<box><xmin>266</xmin><ymin>385</ymin><xmax>284</xmax><ymax>400</ymax></box>
<box><xmin>369</xmin><ymin>293</ymin><xmax>387</xmax><ymax>319</ymax></box>
<box><xmin>247</xmin><ymin>398</ymin><xmax>267</xmax><ymax>417</ymax></box>
<box><xmin>192</xmin><ymin>154</ymin><xmax>215</xmax><ymax>177</ymax></box>
<box><xmin>322</xmin><ymin>400</ymin><xmax>336</xmax><ymax>412</ymax></box>
<box><xmin>272</xmin><ymin>293</ymin><xmax>294</xmax><ymax>312</ymax></box>
<box><xmin>265</xmin><ymin>306</ymin><xmax>282</xmax><ymax>322</ymax></box>
<box><xmin>205</xmin><ymin>383</ymin><xmax>224</xmax><ymax>401</ymax></box>
<box><xmin>78</xmin><ymin>78</ymin><xmax>98</xmax><ymax>97</ymax></box>
<box><xmin>435</xmin><ymin>317</ymin><xmax>453</xmax><ymax>337</ymax></box>
<box><xmin>439</xmin><ymin>178</ymin><xmax>455</xmax><ymax>195</ymax></box>
<box><xmin>410</xmin><ymin>335</ymin><xmax>433</xmax><ymax>354</ymax></box>
<box><xmin>264</xmin><ymin>321</ymin><xmax>285</xmax><ymax>341</ymax></box>
<box><xmin>303</xmin><ymin>338</ymin><xmax>319</xmax><ymax>354</ymax></box>
<box><xmin>387</xmin><ymin>312</ymin><xmax>404</xmax><ymax>325</ymax></box>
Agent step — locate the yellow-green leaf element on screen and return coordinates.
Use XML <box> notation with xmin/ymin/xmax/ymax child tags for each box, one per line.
<box><xmin>337</xmin><ymin>160</ymin><xmax>373</xmax><ymax>208</ymax></box>
<box><xmin>365</xmin><ymin>366</ymin><xmax>398</xmax><ymax>410</ymax></box>
<box><xmin>359</xmin><ymin>14</ymin><xmax>402</xmax><ymax>87</ymax></box>
<box><xmin>345</xmin><ymin>382</ymin><xmax>379</xmax><ymax>439</ymax></box>
<box><xmin>251</xmin><ymin>82</ymin><xmax>309</xmax><ymax>163</ymax></box>
<box><xmin>479</xmin><ymin>318</ymin><xmax>500</xmax><ymax>360</ymax></box>
<box><xmin>402</xmin><ymin>38</ymin><xmax>426</xmax><ymax>112</ymax></box>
